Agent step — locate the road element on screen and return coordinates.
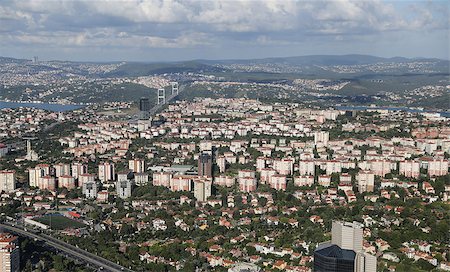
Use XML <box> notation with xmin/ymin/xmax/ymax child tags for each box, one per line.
<box><xmin>148</xmin><ymin>86</ymin><xmax>182</xmax><ymax>116</ymax></box>
<box><xmin>0</xmin><ymin>223</ymin><xmax>134</xmax><ymax>272</ymax></box>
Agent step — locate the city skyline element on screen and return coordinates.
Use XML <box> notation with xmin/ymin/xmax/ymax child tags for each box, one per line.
<box><xmin>0</xmin><ymin>0</ymin><xmax>449</xmax><ymax>62</ymax></box>
<box><xmin>0</xmin><ymin>1</ymin><xmax>449</xmax><ymax>271</ymax></box>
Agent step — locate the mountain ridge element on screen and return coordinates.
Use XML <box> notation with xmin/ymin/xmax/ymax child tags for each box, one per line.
<box><xmin>1</xmin><ymin>54</ymin><xmax>447</xmax><ymax>65</ymax></box>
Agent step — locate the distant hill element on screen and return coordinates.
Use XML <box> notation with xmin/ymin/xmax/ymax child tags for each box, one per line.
<box><xmin>1</xmin><ymin>55</ymin><xmax>448</xmax><ymax>77</ymax></box>
<box><xmin>104</xmin><ymin>61</ymin><xmax>228</xmax><ymax>77</ymax></box>
<box><xmin>198</xmin><ymin>54</ymin><xmax>446</xmax><ymax>66</ymax></box>
<box><xmin>0</xmin><ymin>56</ymin><xmax>31</xmax><ymax>64</ymax></box>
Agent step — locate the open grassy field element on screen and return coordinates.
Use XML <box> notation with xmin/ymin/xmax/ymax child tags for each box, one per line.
<box><xmin>36</xmin><ymin>214</ymin><xmax>85</xmax><ymax>230</ymax></box>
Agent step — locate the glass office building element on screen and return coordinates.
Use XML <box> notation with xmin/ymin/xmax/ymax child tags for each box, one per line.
<box><xmin>314</xmin><ymin>244</ymin><xmax>356</xmax><ymax>272</ymax></box>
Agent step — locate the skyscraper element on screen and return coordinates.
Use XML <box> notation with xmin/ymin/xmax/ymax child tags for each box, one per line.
<box><xmin>331</xmin><ymin>221</ymin><xmax>363</xmax><ymax>252</ymax></box>
<box><xmin>139</xmin><ymin>98</ymin><xmax>150</xmax><ymax>119</ymax></box>
<box><xmin>198</xmin><ymin>153</ymin><xmax>212</xmax><ymax>177</ymax></box>
<box><xmin>314</xmin><ymin>221</ymin><xmax>376</xmax><ymax>272</ymax></box>
<box><xmin>139</xmin><ymin>98</ymin><xmax>150</xmax><ymax>111</ymax></box>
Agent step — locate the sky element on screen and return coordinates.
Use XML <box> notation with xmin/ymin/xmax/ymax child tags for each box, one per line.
<box><xmin>0</xmin><ymin>0</ymin><xmax>448</xmax><ymax>62</ymax></box>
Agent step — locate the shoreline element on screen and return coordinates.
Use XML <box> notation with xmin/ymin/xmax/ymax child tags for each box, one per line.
<box><xmin>0</xmin><ymin>101</ymin><xmax>85</xmax><ymax>112</ymax></box>
<box><xmin>0</xmin><ymin>99</ymin><xmax>88</xmax><ymax>106</ymax></box>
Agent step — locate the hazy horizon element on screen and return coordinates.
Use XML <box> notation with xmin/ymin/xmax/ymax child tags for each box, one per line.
<box><xmin>2</xmin><ymin>53</ymin><xmax>450</xmax><ymax>64</ymax></box>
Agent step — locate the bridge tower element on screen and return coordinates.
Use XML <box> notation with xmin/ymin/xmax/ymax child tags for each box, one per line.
<box><xmin>157</xmin><ymin>88</ymin><xmax>166</xmax><ymax>104</ymax></box>
<box><xmin>171</xmin><ymin>82</ymin><xmax>179</xmax><ymax>95</ymax></box>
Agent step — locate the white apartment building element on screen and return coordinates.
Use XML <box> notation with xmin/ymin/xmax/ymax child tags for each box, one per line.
<box><xmin>273</xmin><ymin>158</ymin><xmax>294</xmax><ymax>175</ymax></box>
<box><xmin>0</xmin><ymin>171</ymin><xmax>16</xmax><ymax>193</ymax></box>
<box><xmin>331</xmin><ymin>221</ymin><xmax>363</xmax><ymax>252</ymax></box>
<box><xmin>129</xmin><ymin>159</ymin><xmax>145</xmax><ymax>173</ymax></box>
<box><xmin>78</xmin><ymin>173</ymin><xmax>95</xmax><ymax>187</ymax></box>
<box><xmin>193</xmin><ymin>178</ymin><xmax>212</xmax><ymax>202</ymax></box>
<box><xmin>54</xmin><ymin>163</ymin><xmax>71</xmax><ymax>177</ymax></box>
<box><xmin>134</xmin><ymin>173</ymin><xmax>149</xmax><ymax>186</ymax></box>
<box><xmin>116</xmin><ymin>180</ymin><xmax>133</xmax><ymax>199</ymax></box>
<box><xmin>98</xmin><ymin>162</ymin><xmax>115</xmax><ymax>182</ymax></box>
<box><xmin>356</xmin><ymin>171</ymin><xmax>375</xmax><ymax>193</ymax></box>
<box><xmin>428</xmin><ymin>159</ymin><xmax>449</xmax><ymax>176</ymax></box>
<box><xmin>28</xmin><ymin>164</ymin><xmax>50</xmax><ymax>187</ymax></box>
<box><xmin>153</xmin><ymin>172</ymin><xmax>172</xmax><ymax>187</ymax></box>
<box><xmin>71</xmin><ymin>162</ymin><xmax>88</xmax><ymax>179</ymax></box>
<box><xmin>82</xmin><ymin>181</ymin><xmax>97</xmax><ymax>199</ymax></box>
<box><xmin>294</xmin><ymin>175</ymin><xmax>314</xmax><ymax>187</ymax></box>
<box><xmin>58</xmin><ymin>175</ymin><xmax>75</xmax><ymax>189</ymax></box>
<box><xmin>298</xmin><ymin>160</ymin><xmax>315</xmax><ymax>176</ymax></box>
<box><xmin>214</xmin><ymin>175</ymin><xmax>235</xmax><ymax>187</ymax></box>
<box><xmin>399</xmin><ymin>160</ymin><xmax>420</xmax><ymax>178</ymax></box>
<box><xmin>314</xmin><ymin>131</ymin><xmax>329</xmax><ymax>147</ymax></box>
<box><xmin>0</xmin><ymin>233</ymin><xmax>20</xmax><ymax>272</ymax></box>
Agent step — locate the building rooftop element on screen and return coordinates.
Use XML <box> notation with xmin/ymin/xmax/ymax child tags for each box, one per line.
<box><xmin>315</xmin><ymin>243</ymin><xmax>356</xmax><ymax>261</ymax></box>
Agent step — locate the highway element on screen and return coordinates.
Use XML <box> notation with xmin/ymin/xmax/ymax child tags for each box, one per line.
<box><xmin>132</xmin><ymin>84</ymin><xmax>184</xmax><ymax>121</ymax></box>
<box><xmin>0</xmin><ymin>222</ymin><xmax>134</xmax><ymax>272</ymax></box>
<box><xmin>149</xmin><ymin>85</ymin><xmax>183</xmax><ymax>116</ymax></box>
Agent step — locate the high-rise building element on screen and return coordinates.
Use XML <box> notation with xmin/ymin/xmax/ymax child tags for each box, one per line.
<box><xmin>98</xmin><ymin>162</ymin><xmax>115</xmax><ymax>183</ymax></box>
<box><xmin>314</xmin><ymin>131</ymin><xmax>329</xmax><ymax>147</ymax></box>
<box><xmin>139</xmin><ymin>98</ymin><xmax>150</xmax><ymax>120</ymax></box>
<box><xmin>355</xmin><ymin>251</ymin><xmax>377</xmax><ymax>272</ymax></box>
<box><xmin>399</xmin><ymin>160</ymin><xmax>420</xmax><ymax>178</ymax></box>
<box><xmin>269</xmin><ymin>174</ymin><xmax>287</xmax><ymax>191</ymax></box>
<box><xmin>216</xmin><ymin>155</ymin><xmax>226</xmax><ymax>173</ymax></box>
<box><xmin>273</xmin><ymin>158</ymin><xmax>294</xmax><ymax>175</ymax></box>
<box><xmin>0</xmin><ymin>170</ymin><xmax>16</xmax><ymax>193</ymax></box>
<box><xmin>54</xmin><ymin>163</ymin><xmax>71</xmax><ymax>177</ymax></box>
<box><xmin>314</xmin><ymin>244</ymin><xmax>356</xmax><ymax>272</ymax></box>
<box><xmin>28</xmin><ymin>164</ymin><xmax>50</xmax><ymax>187</ymax></box>
<box><xmin>331</xmin><ymin>221</ymin><xmax>363</xmax><ymax>252</ymax></box>
<box><xmin>24</xmin><ymin>140</ymin><xmax>39</xmax><ymax>161</ymax></box>
<box><xmin>198</xmin><ymin>153</ymin><xmax>212</xmax><ymax>177</ymax></box>
<box><xmin>139</xmin><ymin>98</ymin><xmax>150</xmax><ymax>111</ymax></box>
<box><xmin>193</xmin><ymin>178</ymin><xmax>212</xmax><ymax>202</ymax></box>
<box><xmin>356</xmin><ymin>171</ymin><xmax>375</xmax><ymax>193</ymax></box>
<box><xmin>0</xmin><ymin>232</ymin><xmax>20</xmax><ymax>272</ymax></box>
<box><xmin>238</xmin><ymin>177</ymin><xmax>257</xmax><ymax>192</ymax></box>
<box><xmin>116</xmin><ymin>180</ymin><xmax>132</xmax><ymax>199</ymax></box>
<box><xmin>58</xmin><ymin>175</ymin><xmax>75</xmax><ymax>189</ymax></box>
<box><xmin>71</xmin><ymin>162</ymin><xmax>88</xmax><ymax>179</ymax></box>
<box><xmin>129</xmin><ymin>159</ymin><xmax>145</xmax><ymax>173</ymax></box>
<box><xmin>78</xmin><ymin>173</ymin><xmax>95</xmax><ymax>187</ymax></box>
<box><xmin>134</xmin><ymin>173</ymin><xmax>149</xmax><ymax>186</ymax></box>
<box><xmin>314</xmin><ymin>221</ymin><xmax>376</xmax><ymax>272</ymax></box>
<box><xmin>170</xmin><ymin>175</ymin><xmax>193</xmax><ymax>191</ymax></box>
<box><xmin>428</xmin><ymin>159</ymin><xmax>449</xmax><ymax>176</ymax></box>
<box><xmin>152</xmin><ymin>172</ymin><xmax>172</xmax><ymax>187</ymax></box>
<box><xmin>82</xmin><ymin>181</ymin><xmax>97</xmax><ymax>199</ymax></box>
<box><xmin>38</xmin><ymin>176</ymin><xmax>56</xmax><ymax>191</ymax></box>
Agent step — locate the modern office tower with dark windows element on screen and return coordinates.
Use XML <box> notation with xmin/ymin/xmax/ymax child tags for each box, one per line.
<box><xmin>314</xmin><ymin>244</ymin><xmax>356</xmax><ymax>272</ymax></box>
<box><xmin>314</xmin><ymin>221</ymin><xmax>376</xmax><ymax>272</ymax></box>
<box><xmin>139</xmin><ymin>98</ymin><xmax>150</xmax><ymax>119</ymax></box>
<box><xmin>198</xmin><ymin>153</ymin><xmax>213</xmax><ymax>177</ymax></box>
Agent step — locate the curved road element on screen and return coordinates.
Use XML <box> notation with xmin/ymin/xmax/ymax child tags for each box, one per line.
<box><xmin>0</xmin><ymin>223</ymin><xmax>133</xmax><ymax>272</ymax></box>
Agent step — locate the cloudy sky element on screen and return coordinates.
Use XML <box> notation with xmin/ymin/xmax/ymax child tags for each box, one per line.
<box><xmin>0</xmin><ymin>0</ymin><xmax>448</xmax><ymax>62</ymax></box>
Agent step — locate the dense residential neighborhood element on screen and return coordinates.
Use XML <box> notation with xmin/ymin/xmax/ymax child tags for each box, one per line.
<box><xmin>0</xmin><ymin>96</ymin><xmax>448</xmax><ymax>271</ymax></box>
